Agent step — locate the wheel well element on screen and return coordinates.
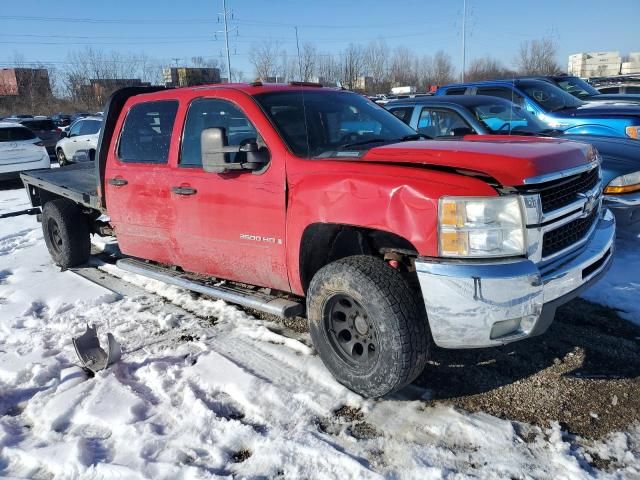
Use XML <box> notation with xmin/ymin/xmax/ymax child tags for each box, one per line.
<box><xmin>299</xmin><ymin>223</ymin><xmax>418</xmax><ymax>293</ymax></box>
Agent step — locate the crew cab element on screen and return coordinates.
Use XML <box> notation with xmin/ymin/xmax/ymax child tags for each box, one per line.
<box><xmin>21</xmin><ymin>84</ymin><xmax>615</xmax><ymax>397</ymax></box>
<box><xmin>386</xmin><ymin>95</ymin><xmax>640</xmax><ymax>227</ymax></box>
<box><xmin>436</xmin><ymin>79</ymin><xmax>640</xmax><ymax>140</ymax></box>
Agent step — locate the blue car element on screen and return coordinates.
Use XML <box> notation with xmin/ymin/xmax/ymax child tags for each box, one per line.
<box><xmin>385</xmin><ymin>95</ymin><xmax>640</xmax><ymax>228</ymax></box>
<box><xmin>536</xmin><ymin>75</ymin><xmax>640</xmax><ymax>104</ymax></box>
<box><xmin>435</xmin><ymin>79</ymin><xmax>640</xmax><ymax>140</ymax></box>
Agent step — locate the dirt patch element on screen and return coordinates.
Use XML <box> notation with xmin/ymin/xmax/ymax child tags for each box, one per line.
<box><xmin>317</xmin><ymin>406</ymin><xmax>381</xmax><ymax>440</ymax></box>
<box><xmin>416</xmin><ymin>298</ymin><xmax>640</xmax><ymax>439</ymax></box>
<box><xmin>231</xmin><ymin>449</ymin><xmax>252</xmax><ymax>463</ymax></box>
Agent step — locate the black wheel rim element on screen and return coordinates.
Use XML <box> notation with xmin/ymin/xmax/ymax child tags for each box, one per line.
<box><xmin>47</xmin><ymin>218</ymin><xmax>63</xmax><ymax>254</ymax></box>
<box><xmin>324</xmin><ymin>294</ymin><xmax>379</xmax><ymax>368</ymax></box>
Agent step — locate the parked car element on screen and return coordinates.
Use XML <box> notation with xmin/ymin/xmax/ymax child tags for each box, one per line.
<box><xmin>531</xmin><ymin>75</ymin><xmax>640</xmax><ymax>104</ymax></box>
<box><xmin>0</xmin><ymin>122</ymin><xmax>50</xmax><ymax>181</ymax></box>
<box><xmin>18</xmin><ymin>118</ymin><xmax>61</xmax><ymax>156</ymax></box>
<box><xmin>21</xmin><ymin>84</ymin><xmax>614</xmax><ymax>398</ymax></box>
<box><xmin>597</xmin><ymin>84</ymin><xmax>640</xmax><ymax>95</ymax></box>
<box><xmin>51</xmin><ymin>113</ymin><xmax>72</xmax><ymax>127</ymax></box>
<box><xmin>436</xmin><ymin>79</ymin><xmax>640</xmax><ymax>140</ymax></box>
<box><xmin>70</xmin><ymin>112</ymin><xmax>91</xmax><ymax>123</ymax></box>
<box><xmin>55</xmin><ymin>116</ymin><xmax>102</xmax><ymax>166</ymax></box>
<box><xmin>386</xmin><ymin>95</ymin><xmax>640</xmax><ymax>227</ymax></box>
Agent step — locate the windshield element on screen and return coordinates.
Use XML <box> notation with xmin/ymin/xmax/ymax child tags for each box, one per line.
<box><xmin>471</xmin><ymin>101</ymin><xmax>549</xmax><ymax>135</ymax></box>
<box><xmin>553</xmin><ymin>76</ymin><xmax>600</xmax><ymax>99</ymax></box>
<box><xmin>519</xmin><ymin>81</ymin><xmax>584</xmax><ymax>112</ymax></box>
<box><xmin>254</xmin><ymin>90</ymin><xmax>417</xmax><ymax>158</ymax></box>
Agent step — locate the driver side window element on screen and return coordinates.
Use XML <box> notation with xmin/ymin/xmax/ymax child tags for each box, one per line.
<box><xmin>69</xmin><ymin>121</ymin><xmax>82</xmax><ymax>137</ymax></box>
<box><xmin>418</xmin><ymin>108</ymin><xmax>470</xmax><ymax>137</ymax></box>
<box><xmin>180</xmin><ymin>98</ymin><xmax>259</xmax><ymax>168</ymax></box>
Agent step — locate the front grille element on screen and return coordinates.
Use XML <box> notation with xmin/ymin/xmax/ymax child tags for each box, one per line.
<box><xmin>542</xmin><ymin>208</ymin><xmax>599</xmax><ymax>258</ymax></box>
<box><xmin>520</xmin><ymin>167</ymin><xmax>600</xmax><ymax>213</ymax></box>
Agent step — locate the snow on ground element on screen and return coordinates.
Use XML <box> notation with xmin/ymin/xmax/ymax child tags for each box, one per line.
<box><xmin>0</xmin><ymin>185</ymin><xmax>639</xmax><ymax>479</ymax></box>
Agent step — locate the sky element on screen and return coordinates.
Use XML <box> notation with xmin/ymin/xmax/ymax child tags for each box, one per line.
<box><xmin>0</xmin><ymin>0</ymin><xmax>638</xmax><ymax>79</ymax></box>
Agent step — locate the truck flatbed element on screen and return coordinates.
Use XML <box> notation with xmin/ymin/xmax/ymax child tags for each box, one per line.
<box><xmin>21</xmin><ymin>162</ymin><xmax>101</xmax><ymax>211</ymax></box>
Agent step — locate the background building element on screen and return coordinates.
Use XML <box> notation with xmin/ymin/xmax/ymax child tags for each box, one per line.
<box><xmin>163</xmin><ymin>67</ymin><xmax>221</xmax><ymax>87</ymax></box>
<box><xmin>568</xmin><ymin>52</ymin><xmax>622</xmax><ymax>77</ymax></box>
<box><xmin>621</xmin><ymin>52</ymin><xmax>640</xmax><ymax>75</ymax></box>
<box><xmin>0</xmin><ymin>68</ymin><xmax>51</xmax><ymax>98</ymax></box>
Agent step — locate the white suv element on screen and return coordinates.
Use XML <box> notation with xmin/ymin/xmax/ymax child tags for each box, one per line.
<box><xmin>0</xmin><ymin>122</ymin><xmax>50</xmax><ymax>181</ymax></box>
<box><xmin>55</xmin><ymin>116</ymin><xmax>102</xmax><ymax>166</ymax></box>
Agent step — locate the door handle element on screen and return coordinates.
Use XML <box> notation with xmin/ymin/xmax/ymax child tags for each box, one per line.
<box><xmin>108</xmin><ymin>177</ymin><xmax>128</xmax><ymax>186</ymax></box>
<box><xmin>171</xmin><ymin>186</ymin><xmax>197</xmax><ymax>196</ymax></box>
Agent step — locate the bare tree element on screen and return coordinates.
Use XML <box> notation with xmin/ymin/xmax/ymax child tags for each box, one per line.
<box><xmin>298</xmin><ymin>42</ymin><xmax>318</xmax><ymax>82</ymax></box>
<box><xmin>428</xmin><ymin>50</ymin><xmax>456</xmax><ymax>85</ymax></box>
<box><xmin>364</xmin><ymin>39</ymin><xmax>389</xmax><ymax>92</ymax></box>
<box><xmin>516</xmin><ymin>37</ymin><xmax>562</xmax><ymax>75</ymax></box>
<box><xmin>248</xmin><ymin>40</ymin><xmax>282</xmax><ymax>80</ymax></box>
<box><xmin>389</xmin><ymin>46</ymin><xmax>416</xmax><ymax>87</ymax></box>
<box><xmin>316</xmin><ymin>54</ymin><xmax>341</xmax><ymax>86</ymax></box>
<box><xmin>465</xmin><ymin>56</ymin><xmax>515</xmax><ymax>81</ymax></box>
<box><xmin>341</xmin><ymin>43</ymin><xmax>365</xmax><ymax>90</ymax></box>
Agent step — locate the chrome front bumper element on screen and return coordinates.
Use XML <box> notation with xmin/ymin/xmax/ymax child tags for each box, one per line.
<box><xmin>415</xmin><ymin>209</ymin><xmax>616</xmax><ymax>349</ymax></box>
<box><xmin>605</xmin><ymin>192</ymin><xmax>640</xmax><ymax>228</ymax></box>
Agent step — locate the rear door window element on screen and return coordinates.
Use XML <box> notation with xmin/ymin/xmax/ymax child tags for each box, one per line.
<box><xmin>0</xmin><ymin>127</ymin><xmax>36</xmax><ymax>141</ymax></box>
<box><xmin>476</xmin><ymin>87</ymin><xmax>524</xmax><ymax>105</ymax></box>
<box><xmin>417</xmin><ymin>108</ymin><xmax>470</xmax><ymax>137</ymax></box>
<box><xmin>387</xmin><ymin>106</ymin><xmax>414</xmax><ymax>124</ymax></box>
<box><xmin>80</xmin><ymin>119</ymin><xmax>101</xmax><ymax>135</ymax></box>
<box><xmin>118</xmin><ymin>100</ymin><xmax>178</xmax><ymax>164</ymax></box>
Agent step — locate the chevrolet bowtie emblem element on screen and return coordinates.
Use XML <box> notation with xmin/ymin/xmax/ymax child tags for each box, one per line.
<box><xmin>578</xmin><ymin>191</ymin><xmax>599</xmax><ymax>218</ymax></box>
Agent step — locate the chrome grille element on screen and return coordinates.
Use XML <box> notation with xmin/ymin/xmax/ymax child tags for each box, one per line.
<box><xmin>519</xmin><ymin>166</ymin><xmax>600</xmax><ymax>213</ymax></box>
<box><xmin>542</xmin><ymin>208</ymin><xmax>599</xmax><ymax>258</ymax></box>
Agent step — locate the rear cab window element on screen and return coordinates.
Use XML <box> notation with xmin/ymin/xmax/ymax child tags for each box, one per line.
<box><xmin>21</xmin><ymin>120</ymin><xmax>56</xmax><ymax>131</ymax></box>
<box><xmin>0</xmin><ymin>127</ymin><xmax>36</xmax><ymax>142</ymax></box>
<box><xmin>444</xmin><ymin>87</ymin><xmax>467</xmax><ymax>95</ymax></box>
<box><xmin>118</xmin><ymin>100</ymin><xmax>179</xmax><ymax>164</ymax></box>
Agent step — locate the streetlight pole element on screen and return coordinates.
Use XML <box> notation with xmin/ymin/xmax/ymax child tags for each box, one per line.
<box><xmin>461</xmin><ymin>0</ymin><xmax>467</xmax><ymax>82</ymax></box>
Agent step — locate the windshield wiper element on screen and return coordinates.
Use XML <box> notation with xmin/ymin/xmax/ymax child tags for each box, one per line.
<box><xmin>339</xmin><ymin>138</ymin><xmax>392</xmax><ymax>149</ymax></box>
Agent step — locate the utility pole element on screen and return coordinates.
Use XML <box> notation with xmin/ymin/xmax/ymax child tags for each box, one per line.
<box><xmin>461</xmin><ymin>0</ymin><xmax>467</xmax><ymax>82</ymax></box>
<box><xmin>222</xmin><ymin>0</ymin><xmax>232</xmax><ymax>82</ymax></box>
<box><xmin>295</xmin><ymin>26</ymin><xmax>302</xmax><ymax>81</ymax></box>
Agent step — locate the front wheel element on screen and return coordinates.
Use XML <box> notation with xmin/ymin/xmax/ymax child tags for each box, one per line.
<box><xmin>56</xmin><ymin>148</ymin><xmax>68</xmax><ymax>167</ymax></box>
<box><xmin>42</xmin><ymin>199</ymin><xmax>91</xmax><ymax>268</ymax></box>
<box><xmin>307</xmin><ymin>256</ymin><xmax>430</xmax><ymax>398</ymax></box>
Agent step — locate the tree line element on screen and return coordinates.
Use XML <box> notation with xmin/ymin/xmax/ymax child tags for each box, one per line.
<box><xmin>248</xmin><ymin>37</ymin><xmax>562</xmax><ymax>92</ymax></box>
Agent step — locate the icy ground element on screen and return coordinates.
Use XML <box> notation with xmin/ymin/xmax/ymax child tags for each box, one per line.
<box><xmin>0</xmin><ymin>185</ymin><xmax>639</xmax><ymax>479</ymax></box>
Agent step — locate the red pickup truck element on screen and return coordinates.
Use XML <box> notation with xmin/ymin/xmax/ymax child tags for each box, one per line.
<box><xmin>21</xmin><ymin>83</ymin><xmax>615</xmax><ymax>397</ymax></box>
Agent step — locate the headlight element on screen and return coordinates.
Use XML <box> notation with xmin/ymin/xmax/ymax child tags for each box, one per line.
<box><xmin>626</xmin><ymin>126</ymin><xmax>640</xmax><ymax>139</ymax></box>
<box><xmin>439</xmin><ymin>196</ymin><xmax>525</xmax><ymax>258</ymax></box>
<box><xmin>604</xmin><ymin>171</ymin><xmax>640</xmax><ymax>194</ymax></box>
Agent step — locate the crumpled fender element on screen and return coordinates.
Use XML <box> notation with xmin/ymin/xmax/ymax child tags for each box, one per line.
<box><xmin>285</xmin><ymin>157</ymin><xmax>497</xmax><ymax>295</ymax></box>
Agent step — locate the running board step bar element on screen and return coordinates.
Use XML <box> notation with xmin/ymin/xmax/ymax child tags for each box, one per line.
<box><xmin>116</xmin><ymin>258</ymin><xmax>304</xmax><ymax>318</ymax></box>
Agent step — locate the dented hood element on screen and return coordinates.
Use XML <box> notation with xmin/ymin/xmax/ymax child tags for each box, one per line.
<box><xmin>361</xmin><ymin>135</ymin><xmax>593</xmax><ymax>186</ymax></box>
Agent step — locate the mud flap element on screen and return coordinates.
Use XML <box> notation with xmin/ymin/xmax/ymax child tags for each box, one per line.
<box><xmin>72</xmin><ymin>324</ymin><xmax>122</xmax><ymax>373</ymax></box>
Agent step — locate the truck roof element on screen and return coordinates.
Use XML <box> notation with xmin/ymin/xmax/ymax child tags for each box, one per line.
<box><xmin>128</xmin><ymin>82</ymin><xmax>344</xmax><ymax>102</ymax></box>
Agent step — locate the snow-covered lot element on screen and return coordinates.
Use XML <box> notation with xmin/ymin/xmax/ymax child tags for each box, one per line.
<box><xmin>1</xmin><ymin>183</ymin><xmax>639</xmax><ymax>479</ymax></box>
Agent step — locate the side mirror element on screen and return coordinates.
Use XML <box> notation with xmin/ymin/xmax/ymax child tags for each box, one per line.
<box><xmin>60</xmin><ymin>131</ymin><xmax>68</xmax><ymax>138</ymax></box>
<box><xmin>201</xmin><ymin>127</ymin><xmax>269</xmax><ymax>174</ymax></box>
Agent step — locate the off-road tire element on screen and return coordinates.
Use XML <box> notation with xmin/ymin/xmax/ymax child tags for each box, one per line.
<box><xmin>307</xmin><ymin>255</ymin><xmax>430</xmax><ymax>398</ymax></box>
<box><xmin>42</xmin><ymin>199</ymin><xmax>91</xmax><ymax>268</ymax></box>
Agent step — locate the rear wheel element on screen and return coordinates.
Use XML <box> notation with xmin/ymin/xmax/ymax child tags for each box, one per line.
<box><xmin>56</xmin><ymin>148</ymin><xmax>68</xmax><ymax>167</ymax></box>
<box><xmin>307</xmin><ymin>255</ymin><xmax>430</xmax><ymax>398</ymax></box>
<box><xmin>42</xmin><ymin>199</ymin><xmax>90</xmax><ymax>268</ymax></box>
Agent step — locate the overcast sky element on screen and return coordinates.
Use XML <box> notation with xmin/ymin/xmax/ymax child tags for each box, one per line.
<box><xmin>1</xmin><ymin>0</ymin><xmax>637</xmax><ymax>77</ymax></box>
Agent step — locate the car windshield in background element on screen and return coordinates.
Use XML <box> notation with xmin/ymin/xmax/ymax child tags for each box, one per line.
<box><xmin>519</xmin><ymin>81</ymin><xmax>584</xmax><ymax>111</ymax></box>
<box><xmin>553</xmin><ymin>77</ymin><xmax>601</xmax><ymax>99</ymax></box>
<box><xmin>254</xmin><ymin>90</ymin><xmax>416</xmax><ymax>158</ymax></box>
<box><xmin>0</xmin><ymin>127</ymin><xmax>36</xmax><ymax>142</ymax></box>
<box><xmin>472</xmin><ymin>102</ymin><xmax>549</xmax><ymax>135</ymax></box>
<box><xmin>21</xmin><ymin>120</ymin><xmax>56</xmax><ymax>131</ymax></box>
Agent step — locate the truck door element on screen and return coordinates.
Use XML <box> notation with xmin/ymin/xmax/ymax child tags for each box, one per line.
<box><xmin>169</xmin><ymin>94</ymin><xmax>289</xmax><ymax>291</ymax></box>
<box><xmin>104</xmin><ymin>99</ymin><xmax>180</xmax><ymax>265</ymax></box>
